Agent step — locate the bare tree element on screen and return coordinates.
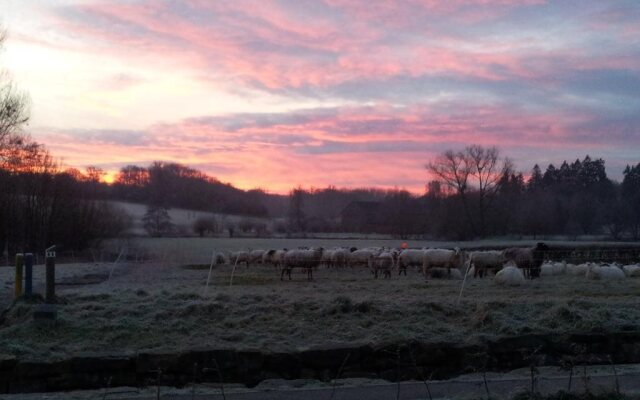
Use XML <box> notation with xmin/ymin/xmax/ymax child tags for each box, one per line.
<box><xmin>288</xmin><ymin>186</ymin><xmax>306</xmax><ymax>233</ymax></box>
<box><xmin>426</xmin><ymin>145</ymin><xmax>511</xmax><ymax>237</ymax></box>
<box><xmin>467</xmin><ymin>145</ymin><xmax>513</xmax><ymax>237</ymax></box>
<box><xmin>426</xmin><ymin>149</ymin><xmax>475</xmax><ymax>235</ymax></box>
<box><xmin>0</xmin><ymin>29</ymin><xmax>30</xmax><ymax>168</ymax></box>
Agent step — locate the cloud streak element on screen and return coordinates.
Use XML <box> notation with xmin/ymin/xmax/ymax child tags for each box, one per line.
<box><xmin>3</xmin><ymin>0</ymin><xmax>639</xmax><ymax>193</ymax></box>
<box><xmin>36</xmin><ymin>103</ymin><xmax>640</xmax><ymax>193</ymax></box>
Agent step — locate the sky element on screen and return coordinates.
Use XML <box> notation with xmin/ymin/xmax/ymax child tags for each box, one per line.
<box><xmin>1</xmin><ymin>0</ymin><xmax>639</xmax><ymax>193</ymax></box>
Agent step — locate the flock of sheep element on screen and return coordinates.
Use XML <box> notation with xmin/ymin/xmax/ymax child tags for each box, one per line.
<box><xmin>211</xmin><ymin>244</ymin><xmax>640</xmax><ymax>285</ymax></box>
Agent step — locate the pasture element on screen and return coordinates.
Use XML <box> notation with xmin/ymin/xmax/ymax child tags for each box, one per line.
<box><xmin>1</xmin><ymin>238</ymin><xmax>640</xmax><ymax>362</ymax></box>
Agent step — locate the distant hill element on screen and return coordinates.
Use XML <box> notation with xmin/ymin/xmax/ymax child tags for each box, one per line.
<box><xmin>107</xmin><ymin>162</ymin><xmax>288</xmax><ymax>217</ymax></box>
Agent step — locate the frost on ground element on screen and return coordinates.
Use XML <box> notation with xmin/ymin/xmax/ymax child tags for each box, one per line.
<box><xmin>1</xmin><ymin>261</ymin><xmax>640</xmax><ymax>361</ymax></box>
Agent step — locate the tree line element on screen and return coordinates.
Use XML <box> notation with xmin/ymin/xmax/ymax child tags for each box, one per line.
<box><xmin>283</xmin><ymin>147</ymin><xmax>639</xmax><ymax>241</ymax></box>
<box><xmin>421</xmin><ymin>146</ymin><xmax>639</xmax><ymax>240</ymax></box>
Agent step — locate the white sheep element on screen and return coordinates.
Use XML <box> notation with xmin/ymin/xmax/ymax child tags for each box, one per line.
<box><xmin>229</xmin><ymin>251</ymin><xmax>249</xmax><ymax>267</ymax></box>
<box><xmin>585</xmin><ymin>265</ymin><xmax>626</xmax><ymax>280</ymax></box>
<box><xmin>422</xmin><ymin>248</ymin><xmax>465</xmax><ymax>278</ymax></box>
<box><xmin>622</xmin><ymin>264</ymin><xmax>640</xmax><ymax>278</ymax></box>
<box><xmin>330</xmin><ymin>248</ymin><xmax>350</xmax><ymax>268</ymax></box>
<box><xmin>262</xmin><ymin>249</ymin><xmax>287</xmax><ymax>267</ymax></box>
<box><xmin>368</xmin><ymin>252</ymin><xmax>394</xmax><ymax>279</ymax></box>
<box><xmin>467</xmin><ymin>250</ymin><xmax>504</xmax><ymax>278</ymax></box>
<box><xmin>272</xmin><ymin>249</ymin><xmax>287</xmax><ymax>269</ymax></box>
<box><xmin>567</xmin><ymin>263</ymin><xmax>592</xmax><ymax>276</ymax></box>
<box><xmin>249</xmin><ymin>249</ymin><xmax>265</xmax><ymax>265</ymax></box>
<box><xmin>348</xmin><ymin>248</ymin><xmax>382</xmax><ymax>268</ymax></box>
<box><xmin>281</xmin><ymin>247</ymin><xmax>324</xmax><ymax>280</ymax></box>
<box><xmin>540</xmin><ymin>261</ymin><xmax>566</xmax><ymax>276</ymax></box>
<box><xmin>494</xmin><ymin>264</ymin><xmax>526</xmax><ymax>286</ymax></box>
<box><xmin>320</xmin><ymin>248</ymin><xmax>336</xmax><ymax>268</ymax></box>
<box><xmin>398</xmin><ymin>249</ymin><xmax>426</xmax><ymax>275</ymax></box>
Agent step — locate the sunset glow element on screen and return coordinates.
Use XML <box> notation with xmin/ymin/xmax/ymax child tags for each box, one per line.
<box><xmin>2</xmin><ymin>0</ymin><xmax>639</xmax><ymax>193</ymax></box>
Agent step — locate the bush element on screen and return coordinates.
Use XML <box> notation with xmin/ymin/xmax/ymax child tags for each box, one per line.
<box><xmin>192</xmin><ymin>216</ymin><xmax>218</xmax><ymax>237</ymax></box>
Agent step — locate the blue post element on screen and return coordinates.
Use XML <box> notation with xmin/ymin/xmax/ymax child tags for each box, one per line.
<box><xmin>24</xmin><ymin>253</ymin><xmax>33</xmax><ymax>296</ymax></box>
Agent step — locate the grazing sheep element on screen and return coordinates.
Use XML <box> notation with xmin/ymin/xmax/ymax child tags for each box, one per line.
<box><xmin>330</xmin><ymin>248</ymin><xmax>350</xmax><ymax>268</ymax></box>
<box><xmin>540</xmin><ymin>261</ymin><xmax>567</xmax><ymax>276</ymax></box>
<box><xmin>213</xmin><ymin>252</ymin><xmax>229</xmax><ymax>265</ymax></box>
<box><xmin>389</xmin><ymin>248</ymin><xmax>401</xmax><ymax>271</ymax></box>
<box><xmin>281</xmin><ymin>247</ymin><xmax>324</xmax><ymax>280</ymax></box>
<box><xmin>585</xmin><ymin>265</ymin><xmax>626</xmax><ymax>280</ymax></box>
<box><xmin>495</xmin><ymin>263</ymin><xmax>526</xmax><ymax>286</ymax></box>
<box><xmin>249</xmin><ymin>249</ymin><xmax>265</xmax><ymax>266</ymax></box>
<box><xmin>467</xmin><ymin>250</ymin><xmax>505</xmax><ymax>278</ymax></box>
<box><xmin>623</xmin><ymin>264</ymin><xmax>640</xmax><ymax>277</ymax></box>
<box><xmin>321</xmin><ymin>249</ymin><xmax>336</xmax><ymax>268</ymax></box>
<box><xmin>567</xmin><ymin>263</ymin><xmax>592</xmax><ymax>276</ymax></box>
<box><xmin>229</xmin><ymin>251</ymin><xmax>249</xmax><ymax>267</ymax></box>
<box><xmin>422</xmin><ymin>248</ymin><xmax>466</xmax><ymax>279</ymax></box>
<box><xmin>398</xmin><ymin>249</ymin><xmax>426</xmax><ymax>276</ymax></box>
<box><xmin>272</xmin><ymin>249</ymin><xmax>287</xmax><ymax>269</ymax></box>
<box><xmin>368</xmin><ymin>251</ymin><xmax>394</xmax><ymax>279</ymax></box>
<box><xmin>502</xmin><ymin>243</ymin><xmax>549</xmax><ymax>279</ymax></box>
<box><xmin>262</xmin><ymin>249</ymin><xmax>275</xmax><ymax>266</ymax></box>
<box><xmin>262</xmin><ymin>249</ymin><xmax>286</xmax><ymax>267</ymax></box>
<box><xmin>349</xmin><ymin>248</ymin><xmax>382</xmax><ymax>268</ymax></box>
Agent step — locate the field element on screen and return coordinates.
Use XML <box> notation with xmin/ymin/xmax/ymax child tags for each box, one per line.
<box><xmin>1</xmin><ymin>238</ymin><xmax>640</xmax><ymax>363</ymax></box>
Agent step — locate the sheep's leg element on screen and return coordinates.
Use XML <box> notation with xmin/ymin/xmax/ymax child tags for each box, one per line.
<box><xmin>280</xmin><ymin>268</ymin><xmax>285</xmax><ymax>281</ymax></box>
<box><xmin>423</xmin><ymin>262</ymin><xmax>430</xmax><ymax>280</ymax></box>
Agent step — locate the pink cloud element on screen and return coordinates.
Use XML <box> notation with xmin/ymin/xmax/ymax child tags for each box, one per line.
<box><xmin>34</xmin><ymin>102</ymin><xmax>636</xmax><ymax>194</ymax></box>
<box><xmin>45</xmin><ymin>0</ymin><xmax>562</xmax><ymax>89</ymax></box>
